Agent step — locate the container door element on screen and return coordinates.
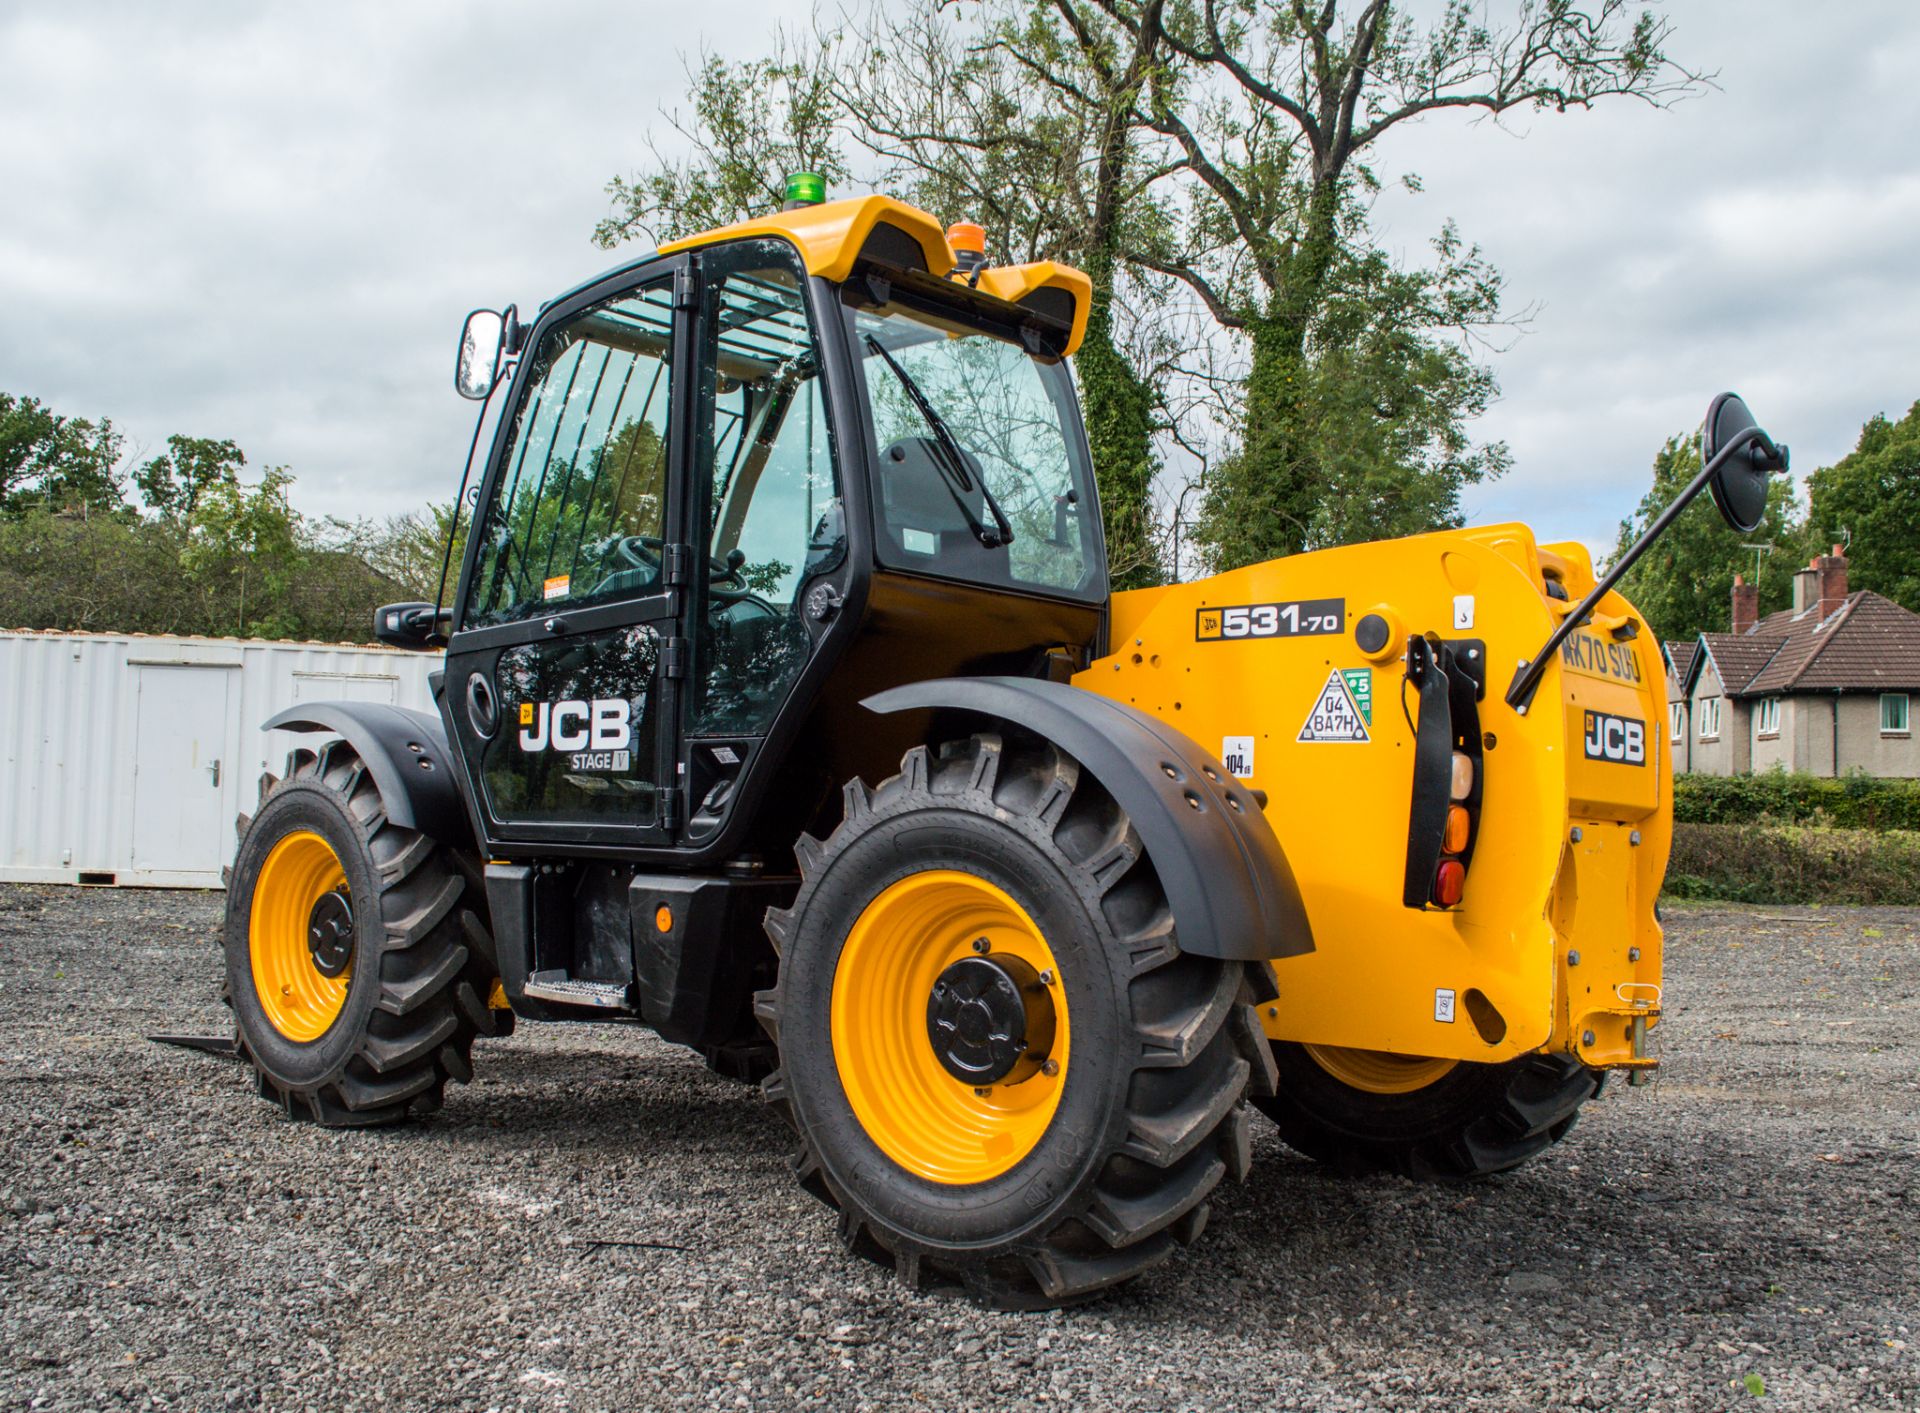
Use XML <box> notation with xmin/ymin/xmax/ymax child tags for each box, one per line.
<box><xmin>130</xmin><ymin>664</ymin><xmax>233</xmax><ymax>876</ymax></box>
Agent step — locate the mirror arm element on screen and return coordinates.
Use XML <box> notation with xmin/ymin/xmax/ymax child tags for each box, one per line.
<box><xmin>1504</xmin><ymin>425</ymin><xmax>1778</xmax><ymax>713</ymax></box>
<box><xmin>432</xmin><ymin>376</ymin><xmax>505</xmax><ymax>629</ymax></box>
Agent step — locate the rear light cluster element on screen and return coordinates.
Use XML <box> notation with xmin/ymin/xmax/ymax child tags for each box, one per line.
<box><xmin>1431</xmin><ymin>751</ymin><xmax>1474</xmax><ymax>907</ymax></box>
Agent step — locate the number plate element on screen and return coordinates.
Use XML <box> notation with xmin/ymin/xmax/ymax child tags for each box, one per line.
<box><xmin>1196</xmin><ymin>599</ymin><xmax>1345</xmax><ymax>641</ymax></box>
<box><xmin>1558</xmin><ymin>630</ymin><xmax>1644</xmax><ymax>685</ymax></box>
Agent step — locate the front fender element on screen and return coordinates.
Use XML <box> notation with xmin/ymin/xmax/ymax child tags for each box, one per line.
<box><xmin>265</xmin><ymin>702</ymin><xmax>473</xmax><ymax>849</ymax></box>
<box><xmin>863</xmin><ymin>677</ymin><xmax>1312</xmax><ymax>962</ymax></box>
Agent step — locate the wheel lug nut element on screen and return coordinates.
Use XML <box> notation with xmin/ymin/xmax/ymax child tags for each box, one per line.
<box><xmin>972</xmin><ymin>937</ymin><xmax>990</xmax><ymax>954</ymax></box>
<box><xmin>973</xmin><ymin>1087</ymin><xmax>992</xmax><ymax>1098</ymax></box>
<box><xmin>1041</xmin><ymin>1059</ymin><xmax>1059</xmax><ymax>1077</ymax></box>
<box><xmin>1038</xmin><ymin>969</ymin><xmax>1055</xmax><ymax>986</ymax></box>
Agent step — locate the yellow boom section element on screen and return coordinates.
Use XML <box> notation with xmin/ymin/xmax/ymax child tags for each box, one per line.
<box><xmin>1075</xmin><ymin>523</ymin><xmax>1670</xmax><ymax>1074</ymax></box>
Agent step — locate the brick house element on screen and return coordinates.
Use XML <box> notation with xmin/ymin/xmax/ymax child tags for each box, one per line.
<box><xmin>1662</xmin><ymin>548</ymin><xmax>1920</xmax><ymax>777</ymax></box>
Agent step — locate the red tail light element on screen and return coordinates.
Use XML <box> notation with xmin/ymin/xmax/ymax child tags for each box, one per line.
<box><xmin>1432</xmin><ymin>859</ymin><xmax>1467</xmax><ymax>907</ymax></box>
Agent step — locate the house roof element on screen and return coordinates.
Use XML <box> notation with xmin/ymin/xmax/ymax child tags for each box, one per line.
<box><xmin>1685</xmin><ymin>590</ymin><xmax>1920</xmax><ymax>697</ymax></box>
<box><xmin>1694</xmin><ymin>633</ymin><xmax>1783</xmax><ymax>694</ymax></box>
<box><xmin>1663</xmin><ymin>640</ymin><xmax>1697</xmax><ymax>686</ymax></box>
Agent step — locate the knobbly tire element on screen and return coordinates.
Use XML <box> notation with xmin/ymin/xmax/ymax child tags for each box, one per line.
<box><xmin>1255</xmin><ymin>1044</ymin><xmax>1603</xmax><ymax>1181</ymax></box>
<box><xmin>756</xmin><ymin>733</ymin><xmax>1276</xmax><ymax>1309</ymax></box>
<box><xmin>223</xmin><ymin>739</ymin><xmax>503</xmax><ymax>1126</ymax></box>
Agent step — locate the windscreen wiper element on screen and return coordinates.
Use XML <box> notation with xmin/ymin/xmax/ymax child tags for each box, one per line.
<box><xmin>863</xmin><ymin>334</ymin><xmax>1015</xmax><ymax>549</ymax></box>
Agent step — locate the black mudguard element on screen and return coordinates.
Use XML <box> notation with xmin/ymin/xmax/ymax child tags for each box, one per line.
<box><xmin>863</xmin><ymin>677</ymin><xmax>1314</xmax><ymax>962</ymax></box>
<box><xmin>264</xmin><ymin>703</ymin><xmax>474</xmax><ymax>849</ymax></box>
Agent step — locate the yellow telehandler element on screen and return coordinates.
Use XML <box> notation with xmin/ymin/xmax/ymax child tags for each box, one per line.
<box><xmin>221</xmin><ymin>182</ymin><xmax>1786</xmax><ymax>1307</ymax></box>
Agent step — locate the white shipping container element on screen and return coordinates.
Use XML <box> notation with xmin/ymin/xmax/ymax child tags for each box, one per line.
<box><xmin>0</xmin><ymin>631</ymin><xmax>444</xmax><ymax>887</ymax></box>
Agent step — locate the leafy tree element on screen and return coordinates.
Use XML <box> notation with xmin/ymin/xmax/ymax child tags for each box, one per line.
<box><xmin>596</xmin><ymin>1</ymin><xmax>1704</xmax><ymax>582</ymax></box>
<box><xmin>180</xmin><ymin>466</ymin><xmax>305</xmax><ymax>636</ymax></box>
<box><xmin>0</xmin><ymin>389</ymin><xmax>413</xmax><ymax>642</ymax></box>
<box><xmin>134</xmin><ymin>434</ymin><xmax>246</xmax><ymax>520</ymax></box>
<box><xmin>1077</xmin><ymin>0</ymin><xmax>1704</xmax><ymax>568</ymax></box>
<box><xmin>840</xmin><ymin>0</ymin><xmax>1175</xmax><ymax>585</ymax></box>
<box><xmin>1611</xmin><ymin>432</ymin><xmax>1804</xmax><ymax>646</ymax></box>
<box><xmin>594</xmin><ymin>11</ymin><xmax>1176</xmax><ymax>586</ymax></box>
<box><xmin>1805</xmin><ymin>402</ymin><xmax>1920</xmax><ymax>613</ymax></box>
<box><xmin>593</xmin><ymin>39</ymin><xmax>852</xmax><ymax>248</ymax></box>
<box><xmin>0</xmin><ymin>391</ymin><xmax>127</xmax><ymax>513</ymax></box>
<box><xmin>360</xmin><ymin>502</ymin><xmax>468</xmax><ymax>603</ymax></box>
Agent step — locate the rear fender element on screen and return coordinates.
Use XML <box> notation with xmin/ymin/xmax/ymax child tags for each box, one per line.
<box><xmin>862</xmin><ymin>677</ymin><xmax>1313</xmax><ymax>962</ymax></box>
<box><xmin>264</xmin><ymin>703</ymin><xmax>474</xmax><ymax>849</ymax></box>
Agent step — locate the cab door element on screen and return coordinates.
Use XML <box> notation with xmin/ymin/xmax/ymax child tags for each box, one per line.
<box><xmin>442</xmin><ymin>256</ymin><xmax>696</xmax><ymax>849</ymax></box>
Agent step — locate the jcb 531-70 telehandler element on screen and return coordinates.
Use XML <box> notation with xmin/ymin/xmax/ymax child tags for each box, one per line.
<box><xmin>222</xmin><ymin>182</ymin><xmax>1786</xmax><ymax>1308</ymax></box>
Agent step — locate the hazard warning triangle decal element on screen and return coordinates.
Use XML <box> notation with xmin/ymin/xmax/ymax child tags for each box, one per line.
<box><xmin>1297</xmin><ymin>668</ymin><xmax>1372</xmax><ymax>743</ymax></box>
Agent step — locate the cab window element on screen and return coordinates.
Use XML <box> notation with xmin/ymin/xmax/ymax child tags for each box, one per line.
<box><xmin>846</xmin><ymin>291</ymin><xmax>1100</xmax><ymax>601</ymax></box>
<box><xmin>694</xmin><ymin>241</ymin><xmax>843</xmax><ymax>737</ymax></box>
<box><xmin>465</xmin><ymin>280</ymin><xmax>675</xmax><ymax>628</ymax></box>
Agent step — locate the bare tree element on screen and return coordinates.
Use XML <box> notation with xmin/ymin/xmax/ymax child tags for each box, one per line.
<box><xmin>1063</xmin><ymin>0</ymin><xmax>1707</xmax><ymax>566</ymax></box>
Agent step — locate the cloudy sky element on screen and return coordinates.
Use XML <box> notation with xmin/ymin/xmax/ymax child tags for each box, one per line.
<box><xmin>3</xmin><ymin>1</ymin><xmax>1916</xmax><ymax>563</ymax></box>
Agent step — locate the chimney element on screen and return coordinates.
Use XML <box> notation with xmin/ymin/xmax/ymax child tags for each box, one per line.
<box><xmin>1793</xmin><ymin>562</ymin><xmax>1818</xmax><ymax>614</ymax></box>
<box><xmin>1814</xmin><ymin>544</ymin><xmax>1848</xmax><ymax>620</ymax></box>
<box><xmin>1730</xmin><ymin>574</ymin><xmax>1758</xmax><ymax>635</ymax></box>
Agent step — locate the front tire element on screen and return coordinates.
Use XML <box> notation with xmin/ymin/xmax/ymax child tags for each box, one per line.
<box><xmin>757</xmin><ymin>733</ymin><xmax>1274</xmax><ymax>1308</ymax></box>
<box><xmin>223</xmin><ymin>740</ymin><xmax>501</xmax><ymax>1126</ymax></box>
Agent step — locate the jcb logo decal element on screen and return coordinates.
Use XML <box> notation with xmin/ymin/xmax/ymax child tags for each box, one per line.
<box><xmin>518</xmin><ymin>698</ymin><xmax>632</xmax><ymax>754</ymax></box>
<box><xmin>1583</xmin><ymin>710</ymin><xmax>1645</xmax><ymax>766</ymax></box>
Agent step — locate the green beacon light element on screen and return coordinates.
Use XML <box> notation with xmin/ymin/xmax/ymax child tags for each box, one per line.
<box><xmin>783</xmin><ymin>171</ymin><xmax>827</xmax><ymax>210</ymax></box>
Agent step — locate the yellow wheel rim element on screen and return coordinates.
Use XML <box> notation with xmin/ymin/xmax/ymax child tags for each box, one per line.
<box><xmin>831</xmin><ymin>870</ymin><xmax>1070</xmax><ymax>1185</ymax></box>
<box><xmin>249</xmin><ymin>830</ymin><xmax>353</xmax><ymax>1043</ymax></box>
<box><xmin>1303</xmin><ymin>1043</ymin><xmax>1457</xmax><ymax>1095</ymax></box>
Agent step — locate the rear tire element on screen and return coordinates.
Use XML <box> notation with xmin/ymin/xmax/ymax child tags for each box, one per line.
<box><xmin>223</xmin><ymin>740</ymin><xmax>502</xmax><ymax>1126</ymax></box>
<box><xmin>1255</xmin><ymin>1042</ymin><xmax>1602</xmax><ymax>1181</ymax></box>
<box><xmin>757</xmin><ymin>733</ymin><xmax>1274</xmax><ymax>1309</ymax></box>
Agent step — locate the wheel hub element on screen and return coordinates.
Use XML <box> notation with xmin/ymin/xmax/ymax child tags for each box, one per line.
<box><xmin>305</xmin><ymin>888</ymin><xmax>354</xmax><ymax>978</ymax></box>
<box><xmin>926</xmin><ymin>953</ymin><xmax>1055</xmax><ymax>1085</ymax></box>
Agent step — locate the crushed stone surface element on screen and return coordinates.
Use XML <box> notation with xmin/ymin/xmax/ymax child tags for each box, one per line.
<box><xmin>0</xmin><ymin>886</ymin><xmax>1914</xmax><ymax>1411</ymax></box>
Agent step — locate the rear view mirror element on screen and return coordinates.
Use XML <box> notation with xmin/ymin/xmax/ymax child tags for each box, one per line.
<box><xmin>455</xmin><ymin>309</ymin><xmax>505</xmax><ymax>400</ymax></box>
<box><xmin>1703</xmin><ymin>392</ymin><xmax>1789</xmax><ymax>534</ymax></box>
<box><xmin>374</xmin><ymin>601</ymin><xmax>448</xmax><ymax>650</ymax></box>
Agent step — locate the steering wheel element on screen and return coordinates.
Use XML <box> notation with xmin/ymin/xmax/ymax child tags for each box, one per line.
<box><xmin>614</xmin><ymin>534</ymin><xmax>665</xmax><ymax>572</ymax></box>
<box><xmin>706</xmin><ymin>547</ymin><xmax>780</xmax><ymax>620</ymax></box>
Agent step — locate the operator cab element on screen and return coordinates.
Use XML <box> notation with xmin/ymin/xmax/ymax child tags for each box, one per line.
<box><xmin>401</xmin><ymin>195</ymin><xmax>1107</xmax><ymax>872</ymax></box>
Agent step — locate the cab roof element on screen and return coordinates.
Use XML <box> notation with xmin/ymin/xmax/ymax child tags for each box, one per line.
<box><xmin>662</xmin><ymin>194</ymin><xmax>1091</xmax><ymax>357</ymax></box>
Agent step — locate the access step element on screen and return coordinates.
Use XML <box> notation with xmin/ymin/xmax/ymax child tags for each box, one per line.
<box><xmin>522</xmin><ymin>971</ymin><xmax>631</xmax><ymax>1010</ymax></box>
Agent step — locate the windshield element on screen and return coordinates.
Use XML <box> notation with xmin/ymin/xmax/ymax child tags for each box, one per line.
<box><xmin>848</xmin><ymin>292</ymin><xmax>1101</xmax><ymax>600</ymax></box>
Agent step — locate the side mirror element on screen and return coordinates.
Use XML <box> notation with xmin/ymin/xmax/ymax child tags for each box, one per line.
<box><xmin>374</xmin><ymin>601</ymin><xmax>448</xmax><ymax>650</ymax></box>
<box><xmin>455</xmin><ymin>309</ymin><xmax>506</xmax><ymax>400</ymax></box>
<box><xmin>1703</xmin><ymin>392</ymin><xmax>1789</xmax><ymax>534</ymax></box>
<box><xmin>1507</xmin><ymin>390</ymin><xmax>1791</xmax><ymax>712</ymax></box>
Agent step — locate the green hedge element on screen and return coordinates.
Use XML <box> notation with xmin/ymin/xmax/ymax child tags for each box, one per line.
<box><xmin>1673</xmin><ymin>771</ymin><xmax>1920</xmax><ymax>831</ymax></box>
<box><xmin>1664</xmin><ymin>822</ymin><xmax>1920</xmax><ymax>905</ymax></box>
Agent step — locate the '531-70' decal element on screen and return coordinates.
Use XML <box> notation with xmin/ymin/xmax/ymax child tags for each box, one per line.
<box><xmin>1196</xmin><ymin>598</ymin><xmax>1344</xmax><ymax>641</ymax></box>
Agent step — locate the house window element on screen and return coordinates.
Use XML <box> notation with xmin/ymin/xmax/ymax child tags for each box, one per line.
<box><xmin>1756</xmin><ymin>698</ymin><xmax>1780</xmax><ymax>738</ymax></box>
<box><xmin>1670</xmin><ymin>702</ymin><xmax>1685</xmax><ymax>742</ymax></box>
<box><xmin>1884</xmin><ymin>693</ymin><xmax>1911</xmax><ymax>735</ymax></box>
<box><xmin>1698</xmin><ymin>696</ymin><xmax>1721</xmax><ymax>740</ymax></box>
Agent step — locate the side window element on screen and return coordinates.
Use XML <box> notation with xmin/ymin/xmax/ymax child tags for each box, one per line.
<box><xmin>694</xmin><ymin>246</ymin><xmax>842</xmax><ymax>737</ymax></box>
<box><xmin>466</xmin><ymin>281</ymin><xmax>675</xmax><ymax>627</ymax></box>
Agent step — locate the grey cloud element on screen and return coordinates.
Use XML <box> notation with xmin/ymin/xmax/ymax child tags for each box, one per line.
<box><xmin>3</xmin><ymin>0</ymin><xmax>1914</xmax><ymax>565</ymax></box>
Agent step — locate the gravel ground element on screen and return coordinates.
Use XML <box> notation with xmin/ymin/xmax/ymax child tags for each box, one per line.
<box><xmin>0</xmin><ymin>886</ymin><xmax>1914</xmax><ymax>1413</ymax></box>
